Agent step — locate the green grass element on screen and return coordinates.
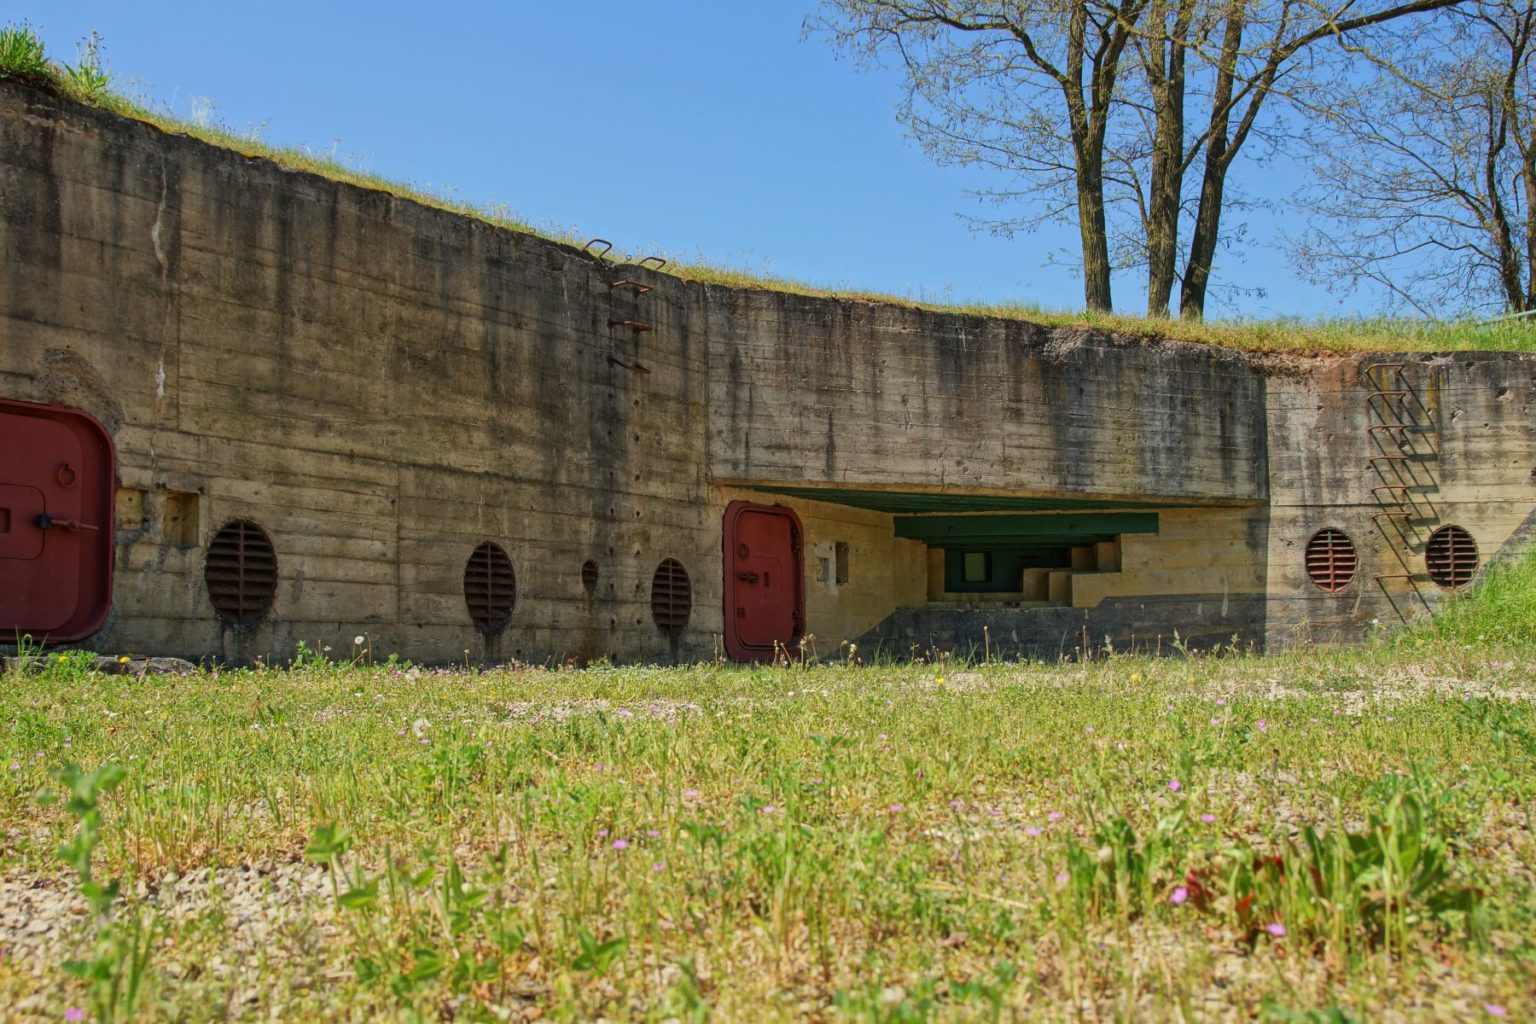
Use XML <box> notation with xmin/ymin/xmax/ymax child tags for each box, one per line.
<box><xmin>1413</xmin><ymin>546</ymin><xmax>1536</xmax><ymax>647</ymax></box>
<box><xmin>3</xmin><ymin>23</ymin><xmax>1535</xmax><ymax>357</ymax></box>
<box><xmin>1</xmin><ymin>637</ymin><xmax>1533</xmax><ymax>1021</ymax></box>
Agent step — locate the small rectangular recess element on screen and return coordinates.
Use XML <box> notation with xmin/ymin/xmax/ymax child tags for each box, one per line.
<box><xmin>115</xmin><ymin>487</ymin><xmax>146</xmax><ymax>531</ymax></box>
<box><xmin>163</xmin><ymin>490</ymin><xmax>200</xmax><ymax>547</ymax></box>
<box><xmin>834</xmin><ymin>541</ymin><xmax>850</xmax><ymax>585</ymax></box>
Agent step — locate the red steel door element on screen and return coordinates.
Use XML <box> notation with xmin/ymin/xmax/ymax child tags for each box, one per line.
<box><xmin>723</xmin><ymin>501</ymin><xmax>804</xmax><ymax>662</ymax></box>
<box><xmin>0</xmin><ymin>399</ymin><xmax>115</xmax><ymax>642</ymax></box>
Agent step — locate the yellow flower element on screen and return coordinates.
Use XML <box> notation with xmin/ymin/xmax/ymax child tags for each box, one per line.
<box><xmin>1130</xmin><ymin>672</ymin><xmax>1143</xmax><ymax>683</ymax></box>
<box><xmin>935</xmin><ymin>675</ymin><xmax>946</xmax><ymax>687</ymax></box>
<box><xmin>118</xmin><ymin>655</ymin><xmax>131</xmax><ymax>664</ymax></box>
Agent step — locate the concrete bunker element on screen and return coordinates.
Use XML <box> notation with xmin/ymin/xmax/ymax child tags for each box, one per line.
<box><xmin>1</xmin><ymin>78</ymin><xmax>1534</xmax><ymax>664</ymax></box>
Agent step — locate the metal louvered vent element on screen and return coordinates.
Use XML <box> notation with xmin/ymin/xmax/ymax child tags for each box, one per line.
<box><xmin>205</xmin><ymin>520</ymin><xmax>278</xmax><ymax>625</ymax></box>
<box><xmin>581</xmin><ymin>559</ymin><xmax>600</xmax><ymax>594</ymax></box>
<box><xmin>650</xmin><ymin>558</ymin><xmax>692</xmax><ymax>638</ymax></box>
<box><xmin>1425</xmin><ymin>525</ymin><xmax>1478</xmax><ymax>588</ymax></box>
<box><xmin>464</xmin><ymin>542</ymin><xmax>517</xmax><ymax>634</ymax></box>
<box><xmin>1304</xmin><ymin>527</ymin><xmax>1358</xmax><ymax>593</ymax></box>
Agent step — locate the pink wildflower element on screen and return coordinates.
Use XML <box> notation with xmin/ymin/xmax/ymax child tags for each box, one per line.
<box><xmin>1055</xmin><ymin>871</ymin><xmax>1070</xmax><ymax>885</ymax></box>
<box><xmin>1256</xmin><ymin>719</ymin><xmax>1268</xmax><ymax>732</ymax></box>
<box><xmin>612</xmin><ymin>839</ymin><xmax>628</xmax><ymax>850</ymax></box>
<box><xmin>1200</xmin><ymin>814</ymin><xmax>1217</xmax><ymax>823</ymax></box>
<box><xmin>1048</xmin><ymin>811</ymin><xmax>1064</xmax><ymax>821</ymax></box>
<box><xmin>1484</xmin><ymin>1004</ymin><xmax>1509</xmax><ymax>1018</ymax></box>
<box><xmin>1171</xmin><ymin>886</ymin><xmax>1189</xmax><ymax>906</ymax></box>
<box><xmin>65</xmin><ymin>1011</ymin><xmax>85</xmax><ymax>1023</ymax></box>
<box><xmin>1265</xmin><ymin>922</ymin><xmax>1286</xmax><ymax>937</ymax></box>
<box><xmin>1168</xmin><ymin>779</ymin><xmax>1182</xmax><ymax>792</ymax></box>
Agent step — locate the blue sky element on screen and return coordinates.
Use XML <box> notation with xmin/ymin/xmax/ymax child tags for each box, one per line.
<box><xmin>27</xmin><ymin>2</ymin><xmax>1369</xmax><ymax>319</ymax></box>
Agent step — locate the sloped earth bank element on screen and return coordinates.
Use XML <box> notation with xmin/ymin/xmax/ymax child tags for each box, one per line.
<box><xmin>1</xmin><ymin>649</ymin><xmax>1532</xmax><ymax>1021</ymax></box>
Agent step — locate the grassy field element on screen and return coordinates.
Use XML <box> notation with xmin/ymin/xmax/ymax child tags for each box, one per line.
<box><xmin>3</xmin><ymin>557</ymin><xmax>1535</xmax><ymax>1023</ymax></box>
<box><xmin>4</xmin><ymin>24</ymin><xmax>1536</xmax><ymax>357</ymax></box>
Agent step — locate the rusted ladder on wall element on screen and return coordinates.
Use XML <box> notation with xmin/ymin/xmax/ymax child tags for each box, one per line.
<box><xmin>585</xmin><ymin>239</ymin><xmax>667</xmax><ymax>376</ymax></box>
<box><xmin>1364</xmin><ymin>361</ymin><xmax>1438</xmax><ymax>613</ymax></box>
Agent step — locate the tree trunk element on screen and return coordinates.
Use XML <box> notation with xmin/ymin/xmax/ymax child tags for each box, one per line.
<box><xmin>1179</xmin><ymin>5</ymin><xmax>1244</xmax><ymax>320</ymax></box>
<box><xmin>1179</xmin><ymin>150</ymin><xmax>1227</xmax><ymax>319</ymax></box>
<box><xmin>1078</xmin><ymin>154</ymin><xmax>1115</xmax><ymax>311</ymax></box>
<box><xmin>1144</xmin><ymin>0</ymin><xmax>1193</xmax><ymax>317</ymax></box>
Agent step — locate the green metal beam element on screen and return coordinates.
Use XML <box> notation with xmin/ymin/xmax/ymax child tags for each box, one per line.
<box><xmin>892</xmin><ymin>512</ymin><xmax>1160</xmax><ymax>545</ymax></box>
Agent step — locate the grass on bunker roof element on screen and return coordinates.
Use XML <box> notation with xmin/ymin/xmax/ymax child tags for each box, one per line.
<box><xmin>3</xmin><ymin>24</ymin><xmax>1535</xmax><ymax>359</ymax></box>
<box><xmin>2</xmin><ymin>557</ymin><xmax>1535</xmax><ymax>1020</ymax></box>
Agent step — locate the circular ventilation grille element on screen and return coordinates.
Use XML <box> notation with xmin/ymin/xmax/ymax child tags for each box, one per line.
<box><xmin>205</xmin><ymin>520</ymin><xmax>278</xmax><ymax>625</ymax></box>
<box><xmin>1304</xmin><ymin>527</ymin><xmax>1358</xmax><ymax>593</ymax></box>
<box><xmin>581</xmin><ymin>559</ymin><xmax>600</xmax><ymax>594</ymax></box>
<box><xmin>464</xmin><ymin>542</ymin><xmax>517</xmax><ymax>634</ymax></box>
<box><xmin>650</xmin><ymin>558</ymin><xmax>692</xmax><ymax>638</ymax></box>
<box><xmin>1425</xmin><ymin>525</ymin><xmax>1478</xmax><ymax>588</ymax></box>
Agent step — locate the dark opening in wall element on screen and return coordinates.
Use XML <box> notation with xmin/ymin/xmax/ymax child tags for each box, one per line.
<box><xmin>1425</xmin><ymin>525</ymin><xmax>1478</xmax><ymax>588</ymax></box>
<box><xmin>1304</xmin><ymin>528</ymin><xmax>1358</xmax><ymax>593</ymax></box>
<box><xmin>582</xmin><ymin>559</ymin><xmax>600</xmax><ymax>594</ymax></box>
<box><xmin>205</xmin><ymin>520</ymin><xmax>278</xmax><ymax>626</ymax></box>
<box><xmin>650</xmin><ymin>558</ymin><xmax>692</xmax><ymax>638</ymax></box>
<box><xmin>464</xmin><ymin>542</ymin><xmax>517</xmax><ymax>634</ymax></box>
<box><xmin>834</xmin><ymin>541</ymin><xmax>851</xmax><ymax>585</ymax></box>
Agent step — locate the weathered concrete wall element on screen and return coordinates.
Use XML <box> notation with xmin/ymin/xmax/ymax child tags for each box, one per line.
<box><xmin>0</xmin><ymin>81</ymin><xmax>721</xmax><ymax>663</ymax></box>
<box><xmin>709</xmin><ymin>291</ymin><xmax>1270</xmax><ymax>503</ymax></box>
<box><xmin>2</xmin><ymin>80</ymin><xmax>1533</xmax><ymax>664</ymax></box>
<box><xmin>1263</xmin><ymin>353</ymin><xmax>1536</xmax><ymax>647</ymax></box>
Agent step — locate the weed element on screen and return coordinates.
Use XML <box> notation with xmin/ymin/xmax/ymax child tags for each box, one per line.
<box><xmin>38</xmin><ymin>763</ymin><xmax>155</xmax><ymax>1023</ymax></box>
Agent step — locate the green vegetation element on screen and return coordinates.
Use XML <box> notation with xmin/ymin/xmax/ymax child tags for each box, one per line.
<box><xmin>3</xmin><ymin>23</ymin><xmax>1535</xmax><ymax>356</ymax></box>
<box><xmin>3</xmin><ymin>555</ymin><xmax>1535</xmax><ymax>1019</ymax></box>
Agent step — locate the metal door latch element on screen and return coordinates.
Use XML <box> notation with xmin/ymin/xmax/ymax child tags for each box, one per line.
<box><xmin>36</xmin><ymin>514</ymin><xmax>98</xmax><ymax>532</ymax></box>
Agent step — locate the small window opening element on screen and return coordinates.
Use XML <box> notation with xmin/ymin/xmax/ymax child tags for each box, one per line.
<box><xmin>962</xmin><ymin>551</ymin><xmax>991</xmax><ymax>584</ymax></box>
<box><xmin>834</xmin><ymin>541</ymin><xmax>851</xmax><ymax>585</ymax></box>
<box><xmin>164</xmin><ymin>490</ymin><xmax>200</xmax><ymax>547</ymax></box>
<box><xmin>581</xmin><ymin>559</ymin><xmax>600</xmax><ymax>593</ymax></box>
<box><xmin>818</xmin><ymin>556</ymin><xmax>832</xmax><ymax>583</ymax></box>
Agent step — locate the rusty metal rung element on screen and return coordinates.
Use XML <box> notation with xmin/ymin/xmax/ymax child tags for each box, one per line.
<box><xmin>610</xmin><ymin>278</ymin><xmax>653</xmax><ymax>295</ymax></box>
<box><xmin>1368</xmin><ymin>455</ymin><xmax>1413</xmax><ymax>462</ymax></box>
<box><xmin>1374</xmin><ymin>573</ymin><xmax>1418</xmax><ymax>580</ymax></box>
<box><xmin>608</xmin><ymin>318</ymin><xmax>654</xmax><ymax>333</ymax></box>
<box><xmin>637</xmin><ymin>255</ymin><xmax>668</xmax><ymax>270</ymax></box>
<box><xmin>1372</xmin><ymin>511</ymin><xmax>1413</xmax><ymax>519</ymax></box>
<box><xmin>1367</xmin><ymin>423</ymin><xmax>1421</xmax><ymax>432</ymax></box>
<box><xmin>1371</xmin><ymin>484</ymin><xmax>1414</xmax><ymax>493</ymax></box>
<box><xmin>1365</xmin><ymin>362</ymin><xmax>1407</xmax><ymax>373</ymax></box>
<box><xmin>582</xmin><ymin>238</ymin><xmax>614</xmax><ymax>262</ymax></box>
<box><xmin>606</xmin><ymin>354</ymin><xmax>652</xmax><ymax>375</ymax></box>
<box><xmin>1367</xmin><ymin>390</ymin><xmax>1410</xmax><ymax>398</ymax></box>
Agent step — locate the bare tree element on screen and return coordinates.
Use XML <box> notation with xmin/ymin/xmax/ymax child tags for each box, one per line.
<box><xmin>1293</xmin><ymin>0</ymin><xmax>1536</xmax><ymax>315</ymax></box>
<box><xmin>810</xmin><ymin>1</ymin><xmax>1147</xmax><ymax>312</ymax></box>
<box><xmin>811</xmin><ymin>0</ymin><xmax>1466</xmax><ymax>319</ymax></box>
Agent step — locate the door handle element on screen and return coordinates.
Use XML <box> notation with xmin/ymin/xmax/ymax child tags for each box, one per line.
<box><xmin>36</xmin><ymin>514</ymin><xmax>99</xmax><ymax>532</ymax></box>
<box><xmin>736</xmin><ymin>572</ymin><xmax>759</xmax><ymax>584</ymax></box>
